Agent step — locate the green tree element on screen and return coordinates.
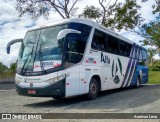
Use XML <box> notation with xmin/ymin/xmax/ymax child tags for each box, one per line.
<box><xmin>148</xmin><ymin>48</ymin><xmax>158</xmax><ymax>66</ymax></box>
<box><xmin>152</xmin><ymin>0</ymin><xmax>160</xmax><ymax>15</ymax></box>
<box><xmin>16</xmin><ymin>0</ymin><xmax>81</xmax><ymax>19</ymax></box>
<box><xmin>79</xmin><ymin>6</ymin><xmax>102</xmax><ymax>22</ymax></box>
<box><xmin>9</xmin><ymin>63</ymin><xmax>17</xmax><ymax>74</ymax></box>
<box><xmin>139</xmin><ymin>0</ymin><xmax>160</xmax><ymax>54</ymax></box>
<box><xmin>0</xmin><ymin>62</ymin><xmax>8</xmax><ymax>74</ymax></box>
<box><xmin>139</xmin><ymin>17</ymin><xmax>160</xmax><ymax>52</ymax></box>
<box><xmin>80</xmin><ymin>0</ymin><xmax>144</xmax><ymax>31</ymax></box>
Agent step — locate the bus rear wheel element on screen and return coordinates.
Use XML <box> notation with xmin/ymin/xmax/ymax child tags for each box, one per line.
<box><xmin>87</xmin><ymin>78</ymin><xmax>98</xmax><ymax>100</ymax></box>
<box><xmin>136</xmin><ymin>76</ymin><xmax>140</xmax><ymax>88</ymax></box>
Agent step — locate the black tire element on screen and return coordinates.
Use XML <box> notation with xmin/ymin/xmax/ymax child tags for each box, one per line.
<box><xmin>87</xmin><ymin>78</ymin><xmax>98</xmax><ymax>100</ymax></box>
<box><xmin>136</xmin><ymin>76</ymin><xmax>140</xmax><ymax>88</ymax></box>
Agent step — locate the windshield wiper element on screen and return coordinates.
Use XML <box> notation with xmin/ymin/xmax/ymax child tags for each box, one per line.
<box><xmin>21</xmin><ymin>46</ymin><xmax>34</xmax><ymax>75</ymax></box>
<box><xmin>38</xmin><ymin>43</ymin><xmax>46</xmax><ymax>74</ymax></box>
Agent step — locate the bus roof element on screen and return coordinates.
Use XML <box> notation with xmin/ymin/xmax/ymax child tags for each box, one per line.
<box><xmin>28</xmin><ymin>18</ymin><xmax>145</xmax><ymax>47</ymax></box>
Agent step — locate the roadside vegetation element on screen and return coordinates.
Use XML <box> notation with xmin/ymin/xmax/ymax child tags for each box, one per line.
<box><xmin>148</xmin><ymin>60</ymin><xmax>160</xmax><ymax>84</ymax></box>
<box><xmin>149</xmin><ymin>71</ymin><xmax>160</xmax><ymax>84</ymax></box>
<box><xmin>0</xmin><ymin>62</ymin><xmax>16</xmax><ymax>78</ymax></box>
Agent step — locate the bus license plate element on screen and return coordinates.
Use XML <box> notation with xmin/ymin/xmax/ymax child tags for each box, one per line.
<box><xmin>28</xmin><ymin>90</ymin><xmax>36</xmax><ymax>94</ymax></box>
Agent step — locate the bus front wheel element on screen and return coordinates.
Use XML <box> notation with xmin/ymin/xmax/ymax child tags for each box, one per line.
<box><xmin>87</xmin><ymin>78</ymin><xmax>98</xmax><ymax>100</ymax></box>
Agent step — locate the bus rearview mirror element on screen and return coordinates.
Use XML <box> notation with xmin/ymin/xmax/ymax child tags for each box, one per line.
<box><xmin>57</xmin><ymin>29</ymin><xmax>81</xmax><ymax>40</ymax></box>
<box><xmin>7</xmin><ymin>39</ymin><xmax>23</xmax><ymax>54</ymax></box>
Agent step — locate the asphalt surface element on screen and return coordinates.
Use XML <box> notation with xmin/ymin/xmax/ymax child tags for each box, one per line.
<box><xmin>0</xmin><ymin>83</ymin><xmax>160</xmax><ymax>114</ymax></box>
<box><xmin>0</xmin><ymin>82</ymin><xmax>15</xmax><ymax>90</ymax></box>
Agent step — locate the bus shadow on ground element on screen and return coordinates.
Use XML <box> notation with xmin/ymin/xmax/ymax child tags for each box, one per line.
<box><xmin>23</xmin><ymin>86</ymin><xmax>137</xmax><ymax>107</ymax></box>
<box><xmin>24</xmin><ymin>94</ymin><xmax>88</xmax><ymax>108</ymax></box>
<box><xmin>24</xmin><ymin>85</ymin><xmax>160</xmax><ymax>111</ymax></box>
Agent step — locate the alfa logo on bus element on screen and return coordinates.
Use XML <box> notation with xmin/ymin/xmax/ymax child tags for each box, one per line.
<box><xmin>111</xmin><ymin>58</ymin><xmax>122</xmax><ymax>84</ymax></box>
<box><xmin>101</xmin><ymin>52</ymin><xmax>110</xmax><ymax>64</ymax></box>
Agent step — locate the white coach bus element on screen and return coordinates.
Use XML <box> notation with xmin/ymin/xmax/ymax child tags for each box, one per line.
<box><xmin>7</xmin><ymin>18</ymin><xmax>148</xmax><ymax>100</ymax></box>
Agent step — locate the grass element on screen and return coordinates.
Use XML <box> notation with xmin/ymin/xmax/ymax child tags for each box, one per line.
<box><xmin>0</xmin><ymin>72</ymin><xmax>15</xmax><ymax>78</ymax></box>
<box><xmin>148</xmin><ymin>71</ymin><xmax>160</xmax><ymax>84</ymax></box>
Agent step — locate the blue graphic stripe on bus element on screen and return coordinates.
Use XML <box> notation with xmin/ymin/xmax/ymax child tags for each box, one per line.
<box><xmin>129</xmin><ymin>47</ymin><xmax>140</xmax><ymax>86</ymax></box>
<box><xmin>120</xmin><ymin>58</ymin><xmax>132</xmax><ymax>87</ymax></box>
<box><xmin>129</xmin><ymin>43</ymin><xmax>135</xmax><ymax>58</ymax></box>
<box><xmin>125</xmin><ymin>45</ymin><xmax>138</xmax><ymax>87</ymax></box>
<box><xmin>131</xmin><ymin>60</ymin><xmax>139</xmax><ymax>86</ymax></box>
<box><xmin>120</xmin><ymin>44</ymin><xmax>134</xmax><ymax>88</ymax></box>
<box><xmin>124</xmin><ymin>45</ymin><xmax>137</xmax><ymax>87</ymax></box>
<box><xmin>129</xmin><ymin>45</ymin><xmax>140</xmax><ymax>86</ymax></box>
<box><xmin>129</xmin><ymin>60</ymin><xmax>139</xmax><ymax>86</ymax></box>
<box><xmin>125</xmin><ymin>59</ymin><xmax>136</xmax><ymax>87</ymax></box>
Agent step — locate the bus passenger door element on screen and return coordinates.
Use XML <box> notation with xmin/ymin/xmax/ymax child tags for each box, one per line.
<box><xmin>65</xmin><ymin>65</ymin><xmax>80</xmax><ymax>97</ymax></box>
<box><xmin>138</xmin><ymin>65</ymin><xmax>148</xmax><ymax>84</ymax></box>
<box><xmin>102</xmin><ymin>64</ymin><xmax>112</xmax><ymax>90</ymax></box>
<box><xmin>142</xmin><ymin>66</ymin><xmax>148</xmax><ymax>83</ymax></box>
<box><xmin>79</xmin><ymin>65</ymin><xmax>87</xmax><ymax>94</ymax></box>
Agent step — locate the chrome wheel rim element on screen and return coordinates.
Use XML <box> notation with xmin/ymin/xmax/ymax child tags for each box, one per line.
<box><xmin>90</xmin><ymin>83</ymin><xmax>97</xmax><ymax>95</ymax></box>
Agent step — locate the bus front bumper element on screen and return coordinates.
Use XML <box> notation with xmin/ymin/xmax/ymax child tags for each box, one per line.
<box><xmin>16</xmin><ymin>79</ymin><xmax>65</xmax><ymax>97</ymax></box>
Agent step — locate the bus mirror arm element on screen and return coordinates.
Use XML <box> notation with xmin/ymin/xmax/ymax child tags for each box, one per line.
<box><xmin>7</xmin><ymin>39</ymin><xmax>23</xmax><ymax>54</ymax></box>
<box><xmin>57</xmin><ymin>29</ymin><xmax>81</xmax><ymax>40</ymax></box>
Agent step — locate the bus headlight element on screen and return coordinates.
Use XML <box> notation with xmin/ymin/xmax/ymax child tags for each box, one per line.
<box><xmin>15</xmin><ymin>79</ymin><xmax>22</xmax><ymax>84</ymax></box>
<box><xmin>45</xmin><ymin>74</ymin><xmax>69</xmax><ymax>84</ymax></box>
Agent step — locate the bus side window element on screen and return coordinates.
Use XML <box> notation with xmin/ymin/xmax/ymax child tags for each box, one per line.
<box><xmin>65</xmin><ymin>34</ymin><xmax>82</xmax><ymax>64</ymax></box>
<box><xmin>119</xmin><ymin>41</ymin><xmax>131</xmax><ymax>57</ymax></box>
<box><xmin>127</xmin><ymin>44</ymin><xmax>132</xmax><ymax>57</ymax></box>
<box><xmin>142</xmin><ymin>49</ymin><xmax>148</xmax><ymax>66</ymax></box>
<box><xmin>119</xmin><ymin>42</ymin><xmax>125</xmax><ymax>56</ymax></box>
<box><xmin>136</xmin><ymin>47</ymin><xmax>140</xmax><ymax>59</ymax></box>
<box><xmin>132</xmin><ymin>47</ymin><xmax>137</xmax><ymax>59</ymax></box>
<box><xmin>138</xmin><ymin>48</ymin><xmax>148</xmax><ymax>66</ymax></box>
<box><xmin>91</xmin><ymin>29</ymin><xmax>106</xmax><ymax>51</ymax></box>
<box><xmin>108</xmin><ymin>36</ymin><xmax>118</xmax><ymax>54</ymax></box>
<box><xmin>142</xmin><ymin>49</ymin><xmax>148</xmax><ymax>60</ymax></box>
<box><xmin>139</xmin><ymin>48</ymin><xmax>142</xmax><ymax>59</ymax></box>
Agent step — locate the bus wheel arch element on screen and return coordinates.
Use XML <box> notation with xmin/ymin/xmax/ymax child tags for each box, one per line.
<box><xmin>86</xmin><ymin>75</ymin><xmax>101</xmax><ymax>100</ymax></box>
<box><xmin>92</xmin><ymin>75</ymin><xmax>101</xmax><ymax>92</ymax></box>
<box><xmin>136</xmin><ymin>75</ymin><xmax>141</xmax><ymax>88</ymax></box>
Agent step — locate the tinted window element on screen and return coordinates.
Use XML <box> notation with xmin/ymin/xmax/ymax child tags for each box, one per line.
<box><xmin>138</xmin><ymin>48</ymin><xmax>148</xmax><ymax>65</ymax></box>
<box><xmin>119</xmin><ymin>41</ymin><xmax>131</xmax><ymax>57</ymax></box>
<box><xmin>69</xmin><ymin>22</ymin><xmax>91</xmax><ymax>42</ymax></box>
<box><xmin>91</xmin><ymin>29</ymin><xmax>132</xmax><ymax>57</ymax></box>
<box><xmin>139</xmin><ymin>49</ymin><xmax>143</xmax><ymax>60</ymax></box>
<box><xmin>132</xmin><ymin>47</ymin><xmax>137</xmax><ymax>58</ymax></box>
<box><xmin>142</xmin><ymin>49</ymin><xmax>148</xmax><ymax>60</ymax></box>
<box><xmin>65</xmin><ymin>23</ymin><xmax>92</xmax><ymax>64</ymax></box>
<box><xmin>108</xmin><ymin>36</ymin><xmax>118</xmax><ymax>54</ymax></box>
<box><xmin>66</xmin><ymin>34</ymin><xmax>82</xmax><ymax>63</ymax></box>
<box><xmin>136</xmin><ymin>47</ymin><xmax>140</xmax><ymax>59</ymax></box>
<box><xmin>91</xmin><ymin>29</ymin><xmax>107</xmax><ymax>51</ymax></box>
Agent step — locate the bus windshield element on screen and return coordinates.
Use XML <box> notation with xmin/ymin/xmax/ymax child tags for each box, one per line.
<box><xmin>17</xmin><ymin>22</ymin><xmax>91</xmax><ymax>75</ymax></box>
<box><xmin>17</xmin><ymin>30</ymin><xmax>40</xmax><ymax>73</ymax></box>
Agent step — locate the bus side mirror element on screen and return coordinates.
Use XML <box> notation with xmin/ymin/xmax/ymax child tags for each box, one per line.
<box><xmin>7</xmin><ymin>39</ymin><xmax>23</xmax><ymax>54</ymax></box>
<box><xmin>57</xmin><ymin>29</ymin><xmax>81</xmax><ymax>40</ymax></box>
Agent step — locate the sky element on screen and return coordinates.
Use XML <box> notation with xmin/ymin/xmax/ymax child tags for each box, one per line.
<box><xmin>0</xmin><ymin>0</ymin><xmax>159</xmax><ymax>66</ymax></box>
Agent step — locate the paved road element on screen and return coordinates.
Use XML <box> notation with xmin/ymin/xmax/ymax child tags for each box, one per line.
<box><xmin>0</xmin><ymin>83</ymin><xmax>160</xmax><ymax>113</ymax></box>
